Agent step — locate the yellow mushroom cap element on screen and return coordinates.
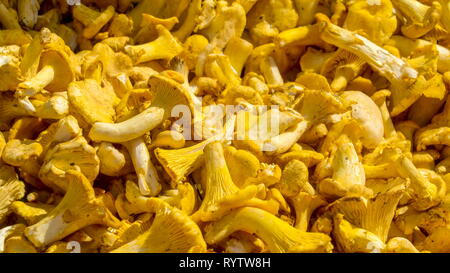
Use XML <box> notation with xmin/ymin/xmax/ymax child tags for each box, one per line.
<box><xmin>205</xmin><ymin>207</ymin><xmax>333</xmax><ymax>253</ymax></box>
<box><xmin>110</xmin><ymin>198</ymin><xmax>206</xmax><ymax>253</ymax></box>
<box><xmin>341</xmin><ymin>91</ymin><xmax>384</xmax><ymax>148</ymax></box>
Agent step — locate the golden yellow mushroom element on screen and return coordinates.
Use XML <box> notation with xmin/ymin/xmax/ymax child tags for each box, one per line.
<box><xmin>24</xmin><ymin>171</ymin><xmax>121</xmax><ymax>248</ymax></box>
<box><xmin>205</xmin><ymin>207</ymin><xmax>333</xmax><ymax>253</ymax></box>
<box><xmin>110</xmin><ymin>198</ymin><xmax>206</xmax><ymax>253</ymax></box>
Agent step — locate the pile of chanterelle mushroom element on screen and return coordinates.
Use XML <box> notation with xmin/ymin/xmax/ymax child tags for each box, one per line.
<box><xmin>1</xmin><ymin>0</ymin><xmax>450</xmax><ymax>253</ymax></box>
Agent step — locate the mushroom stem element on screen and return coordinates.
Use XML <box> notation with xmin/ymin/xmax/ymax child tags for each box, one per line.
<box><xmin>331</xmin><ymin>72</ymin><xmax>351</xmax><ymax>92</ymax></box>
<box><xmin>19</xmin><ymin>65</ymin><xmax>55</xmax><ymax>96</ymax></box>
<box><xmin>389</xmin><ymin>35</ymin><xmax>450</xmax><ymax>73</ymax></box>
<box><xmin>318</xmin><ymin>16</ymin><xmax>418</xmax><ymax>84</ymax></box>
<box><xmin>260</xmin><ymin>56</ymin><xmax>284</xmax><ymax>86</ymax></box>
<box><xmin>24</xmin><ymin>171</ymin><xmax>121</xmax><ymax>248</ymax></box>
<box><xmin>276</xmin><ymin>24</ymin><xmax>323</xmax><ymax>48</ymax></box>
<box><xmin>395</xmin><ymin>155</ymin><xmax>441</xmax><ymax>210</ymax></box>
<box><xmin>204</xmin><ymin>207</ymin><xmax>333</xmax><ymax>253</ymax></box>
<box><xmin>364</xmin><ymin>164</ymin><xmax>400</xmax><ymax>179</ymax></box>
<box><xmin>191</xmin><ymin>141</ymin><xmax>258</xmax><ymax>222</ymax></box>
<box><xmin>264</xmin><ymin>120</ymin><xmax>309</xmax><ymax>156</ymax></box>
<box><xmin>392</xmin><ymin>0</ymin><xmax>441</xmax><ymax>38</ymax></box>
<box><xmin>317</xmin><ymin>14</ymin><xmax>425</xmax><ymax>116</ymax></box>
<box><xmin>73</xmin><ymin>5</ymin><xmax>101</xmax><ymax>26</ymax></box>
<box><xmin>111</xmin><ymin>198</ymin><xmax>206</xmax><ymax>253</ymax></box>
<box><xmin>173</xmin><ymin>0</ymin><xmax>202</xmax><ymax>42</ymax></box>
<box><xmin>73</xmin><ymin>4</ymin><xmax>116</xmax><ymax>39</ymax></box>
<box><xmin>371</xmin><ymin>90</ymin><xmax>397</xmax><ymax>139</ymax></box>
<box><xmin>124</xmin><ymin>137</ymin><xmax>161</xmax><ymax>197</ymax></box>
<box><xmin>89</xmin><ymin>106</ymin><xmax>164</xmax><ymax>143</ymax></box>
<box><xmin>291</xmin><ymin>193</ymin><xmax>325</xmax><ymax>231</ymax></box>
<box><xmin>224</xmin><ymin>37</ymin><xmax>254</xmax><ymax>76</ymax></box>
<box><xmin>125</xmin><ymin>25</ymin><xmax>183</xmax><ymax>64</ymax></box>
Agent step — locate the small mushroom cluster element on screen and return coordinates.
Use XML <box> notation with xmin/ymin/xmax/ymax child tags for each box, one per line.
<box><xmin>1</xmin><ymin>0</ymin><xmax>450</xmax><ymax>253</ymax></box>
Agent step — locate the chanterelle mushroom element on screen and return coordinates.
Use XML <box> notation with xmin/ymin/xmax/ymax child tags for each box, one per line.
<box><xmin>18</xmin><ymin>28</ymin><xmax>75</xmax><ymax>96</ymax></box>
<box><xmin>205</xmin><ymin>207</ymin><xmax>333</xmax><ymax>253</ymax></box>
<box><xmin>24</xmin><ymin>171</ymin><xmax>121</xmax><ymax>248</ymax></box>
<box><xmin>0</xmin><ymin>165</ymin><xmax>25</xmax><ymax>224</ymax></box>
<box><xmin>317</xmin><ymin>14</ymin><xmax>428</xmax><ymax>117</ymax></box>
<box><xmin>39</xmin><ymin>136</ymin><xmax>100</xmax><ymax>192</ymax></box>
<box><xmin>0</xmin><ymin>0</ymin><xmax>449</xmax><ymax>254</ymax></box>
<box><xmin>110</xmin><ymin>198</ymin><xmax>206</xmax><ymax>253</ymax></box>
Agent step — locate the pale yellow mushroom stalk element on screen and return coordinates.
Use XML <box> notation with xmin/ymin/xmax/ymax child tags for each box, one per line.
<box><xmin>392</xmin><ymin>0</ymin><xmax>441</xmax><ymax>39</ymax></box>
<box><xmin>265</xmin><ymin>90</ymin><xmax>348</xmax><ymax>156</ymax></box>
<box><xmin>205</xmin><ymin>207</ymin><xmax>333</xmax><ymax>253</ymax></box>
<box><xmin>290</xmin><ymin>192</ymin><xmax>326</xmax><ymax>232</ymax></box>
<box><xmin>321</xmin><ymin>50</ymin><xmax>367</xmax><ymax>92</ymax></box>
<box><xmin>333</xmin><ymin>185</ymin><xmax>405</xmax><ymax>243</ymax></box>
<box><xmin>224</xmin><ymin>37</ymin><xmax>254</xmax><ymax>76</ymax></box>
<box><xmin>31</xmin><ymin>92</ymin><xmax>69</xmax><ymax>120</ymax></box>
<box><xmin>155</xmin><ymin>115</ymin><xmax>236</xmax><ymax>185</ymax></box>
<box><xmin>123</xmin><ymin>137</ymin><xmax>161</xmax><ymax>197</ymax></box>
<box><xmin>173</xmin><ymin>0</ymin><xmax>202</xmax><ymax>42</ymax></box>
<box><xmin>105</xmin><ymin>73</ymin><xmax>194</xmax><ymax>145</ymax></box>
<box><xmin>191</xmin><ymin>142</ymin><xmax>259</xmax><ymax>222</ymax></box>
<box><xmin>89</xmin><ymin>107</ymin><xmax>164</xmax><ymax>143</ymax></box>
<box><xmin>97</xmin><ymin>142</ymin><xmax>127</xmax><ymax>176</ymax></box>
<box><xmin>125</xmin><ymin>25</ymin><xmax>183</xmax><ymax>64</ymax></box>
<box><xmin>388</xmin><ymin>35</ymin><xmax>450</xmax><ymax>73</ymax></box>
<box><xmin>111</xmin><ymin>198</ymin><xmax>206</xmax><ymax>253</ymax></box>
<box><xmin>371</xmin><ymin>90</ymin><xmax>397</xmax><ymax>139</ymax></box>
<box><xmin>385</xmin><ymin>237</ymin><xmax>420</xmax><ymax>253</ymax></box>
<box><xmin>17</xmin><ymin>28</ymin><xmax>76</xmax><ymax>97</ymax></box>
<box><xmin>275</xmin><ymin>24</ymin><xmax>324</xmax><ymax>48</ymax></box>
<box><xmin>263</xmin><ymin>121</ymin><xmax>308</xmax><ymax>156</ymax></box>
<box><xmin>318</xmin><ymin>135</ymin><xmax>371</xmax><ymax>199</ymax></box>
<box><xmin>333</xmin><ymin>214</ymin><xmax>386</xmax><ymax>253</ymax></box>
<box><xmin>24</xmin><ymin>171</ymin><xmax>121</xmax><ymax>248</ymax></box>
<box><xmin>72</xmin><ymin>4</ymin><xmax>116</xmax><ymax>39</ymax></box>
<box><xmin>259</xmin><ymin>56</ymin><xmax>284</xmax><ymax>86</ymax></box>
<box><xmin>318</xmin><ymin>16</ymin><xmax>417</xmax><ymax>82</ymax></box>
<box><xmin>317</xmin><ymin>14</ymin><xmax>425</xmax><ymax>116</ymax></box>
<box><xmin>395</xmin><ymin>154</ymin><xmax>444</xmax><ymax>211</ymax></box>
